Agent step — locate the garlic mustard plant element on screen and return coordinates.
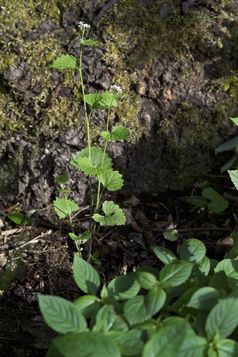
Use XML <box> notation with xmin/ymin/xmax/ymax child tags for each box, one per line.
<box><xmin>50</xmin><ymin>22</ymin><xmax>129</xmax><ymax>254</ymax></box>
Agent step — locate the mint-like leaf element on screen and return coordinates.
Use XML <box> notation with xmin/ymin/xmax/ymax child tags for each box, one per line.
<box><xmin>53</xmin><ymin>197</ymin><xmax>79</xmax><ymax>219</ymax></box>
<box><xmin>50</xmin><ymin>55</ymin><xmax>77</xmax><ymax>71</ymax></box>
<box><xmin>70</xmin><ymin>147</ymin><xmax>112</xmax><ymax>176</ymax></box>
<box><xmin>100</xmin><ymin>169</ymin><xmax>124</xmax><ymax>191</ymax></box>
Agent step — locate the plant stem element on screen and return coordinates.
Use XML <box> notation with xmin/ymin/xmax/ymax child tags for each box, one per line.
<box><xmin>78</xmin><ymin>30</ymin><xmax>91</xmax><ymax>159</ymax></box>
<box><xmin>95</xmin><ymin>109</ymin><xmax>111</xmax><ymax>210</ymax></box>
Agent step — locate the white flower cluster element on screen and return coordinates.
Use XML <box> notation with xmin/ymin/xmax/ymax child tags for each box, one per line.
<box><xmin>77</xmin><ymin>21</ymin><xmax>91</xmax><ymax>29</ymax></box>
<box><xmin>111</xmin><ymin>84</ymin><xmax>123</xmax><ymax>93</ymax></box>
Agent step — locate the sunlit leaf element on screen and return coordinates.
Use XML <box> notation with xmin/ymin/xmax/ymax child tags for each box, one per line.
<box><xmin>93</xmin><ymin>200</ymin><xmax>126</xmax><ymax>226</ymax></box>
<box><xmin>101</xmin><ymin>126</ymin><xmax>129</xmax><ymax>142</ymax></box>
<box><xmin>100</xmin><ymin>169</ymin><xmax>124</xmax><ymax>191</ymax></box>
<box><xmin>51</xmin><ymin>55</ymin><xmax>77</xmax><ymax>71</ymax></box>
<box><xmin>53</xmin><ymin>198</ymin><xmax>79</xmax><ymax>219</ymax></box>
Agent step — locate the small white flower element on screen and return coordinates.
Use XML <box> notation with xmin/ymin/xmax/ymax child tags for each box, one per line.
<box><xmin>77</xmin><ymin>21</ymin><xmax>91</xmax><ymax>29</ymax></box>
<box><xmin>111</xmin><ymin>84</ymin><xmax>123</xmax><ymax>93</ymax></box>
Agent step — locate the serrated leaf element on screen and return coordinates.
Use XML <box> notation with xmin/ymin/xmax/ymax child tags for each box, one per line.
<box><xmin>80</xmin><ymin>38</ymin><xmax>98</xmax><ymax>46</ymax></box>
<box><xmin>99</xmin><ymin>91</ymin><xmax>118</xmax><ymax>109</ymax></box>
<box><xmin>38</xmin><ymin>295</ymin><xmax>87</xmax><ymax>334</ymax></box>
<box><xmin>136</xmin><ymin>271</ymin><xmax>157</xmax><ymax>289</ymax></box>
<box><xmin>100</xmin><ymin>169</ymin><xmax>124</xmax><ymax>191</ymax></box>
<box><xmin>216</xmin><ymin>338</ymin><xmax>238</xmax><ymax>357</ymax></box>
<box><xmin>53</xmin><ymin>198</ymin><xmax>79</xmax><ymax>219</ymax></box>
<box><xmin>179</xmin><ymin>239</ymin><xmax>206</xmax><ymax>263</ymax></box>
<box><xmin>202</xmin><ymin>187</ymin><xmax>229</xmax><ymax>213</ymax></box>
<box><xmin>70</xmin><ymin>147</ymin><xmax>112</xmax><ymax>176</ymax></box>
<box><xmin>84</xmin><ymin>93</ymin><xmax>102</xmax><ymax>109</ymax></box>
<box><xmin>93</xmin><ymin>200</ymin><xmax>126</xmax><ymax>226</ymax></box>
<box><xmin>52</xmin><ymin>332</ymin><xmax>121</xmax><ymax>357</ymax></box>
<box><xmin>108</xmin><ymin>273</ymin><xmax>140</xmax><ymax>300</ymax></box>
<box><xmin>228</xmin><ymin>170</ymin><xmax>238</xmax><ymax>190</ymax></box>
<box><xmin>51</xmin><ymin>55</ymin><xmax>77</xmax><ymax>71</ymax></box>
<box><xmin>124</xmin><ymin>287</ymin><xmax>166</xmax><ymax>325</ymax></box>
<box><xmin>187</xmin><ymin>287</ymin><xmax>219</xmax><ymax>311</ymax></box>
<box><xmin>108</xmin><ymin>330</ymin><xmax>144</xmax><ymax>356</ymax></box>
<box><xmin>206</xmin><ymin>298</ymin><xmax>238</xmax><ymax>339</ymax></box>
<box><xmin>73</xmin><ymin>254</ymin><xmax>100</xmax><ymax>295</ymax></box>
<box><xmin>101</xmin><ymin>126</ymin><xmax>130</xmax><ymax>142</ymax></box>
<box><xmin>153</xmin><ymin>246</ymin><xmax>177</xmax><ymax>264</ymax></box>
<box><xmin>159</xmin><ymin>261</ymin><xmax>193</xmax><ymax>288</ymax></box>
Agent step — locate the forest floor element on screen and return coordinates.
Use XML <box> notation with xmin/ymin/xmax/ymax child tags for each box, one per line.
<box><xmin>0</xmin><ymin>187</ymin><xmax>237</xmax><ymax>356</ymax></box>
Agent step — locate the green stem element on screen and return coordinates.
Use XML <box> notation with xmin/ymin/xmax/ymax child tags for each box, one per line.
<box><xmin>78</xmin><ymin>30</ymin><xmax>91</xmax><ymax>159</ymax></box>
<box><xmin>95</xmin><ymin>109</ymin><xmax>111</xmax><ymax>210</ymax></box>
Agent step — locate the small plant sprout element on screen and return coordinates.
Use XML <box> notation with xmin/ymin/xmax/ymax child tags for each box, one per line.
<box><xmin>51</xmin><ymin>22</ymin><xmax>128</xmax><ymax>254</ymax></box>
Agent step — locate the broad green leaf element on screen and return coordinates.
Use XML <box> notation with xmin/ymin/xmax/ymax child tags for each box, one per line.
<box><xmin>178</xmin><ymin>333</ymin><xmax>207</xmax><ymax>357</ymax></box>
<box><xmin>228</xmin><ymin>170</ymin><xmax>238</xmax><ymax>191</ymax></box>
<box><xmin>124</xmin><ymin>287</ymin><xmax>166</xmax><ymax>325</ymax></box>
<box><xmin>38</xmin><ymin>295</ymin><xmax>87</xmax><ymax>334</ymax></box>
<box><xmin>74</xmin><ymin>295</ymin><xmax>100</xmax><ymax>319</ymax></box>
<box><xmin>100</xmin><ymin>169</ymin><xmax>124</xmax><ymax>191</ymax></box>
<box><xmin>51</xmin><ymin>55</ymin><xmax>77</xmax><ymax>71</ymax></box>
<box><xmin>142</xmin><ymin>321</ymin><xmax>188</xmax><ymax>357</ymax></box>
<box><xmin>159</xmin><ymin>261</ymin><xmax>193</xmax><ymax>288</ymax></box>
<box><xmin>198</xmin><ymin>256</ymin><xmax>211</xmax><ymax>275</ymax></box>
<box><xmin>179</xmin><ymin>239</ymin><xmax>206</xmax><ymax>263</ymax></box>
<box><xmin>136</xmin><ymin>271</ymin><xmax>157</xmax><ymax>289</ymax></box>
<box><xmin>108</xmin><ymin>330</ymin><xmax>143</xmax><ymax>356</ymax></box>
<box><xmin>108</xmin><ymin>273</ymin><xmax>140</xmax><ymax>300</ymax></box>
<box><xmin>93</xmin><ymin>306</ymin><xmax>129</xmax><ymax>333</ymax></box>
<box><xmin>202</xmin><ymin>187</ymin><xmax>229</xmax><ymax>213</ymax></box>
<box><xmin>74</xmin><ymin>295</ymin><xmax>98</xmax><ymax>312</ymax></box>
<box><xmin>53</xmin><ymin>198</ymin><xmax>79</xmax><ymax>219</ymax></box>
<box><xmin>80</xmin><ymin>38</ymin><xmax>98</xmax><ymax>47</ymax></box>
<box><xmin>216</xmin><ymin>338</ymin><xmax>238</xmax><ymax>357</ymax></box>
<box><xmin>93</xmin><ymin>200</ymin><xmax>126</xmax><ymax>226</ymax></box>
<box><xmin>101</xmin><ymin>126</ymin><xmax>130</xmax><ymax>142</ymax></box>
<box><xmin>215</xmin><ymin>259</ymin><xmax>238</xmax><ymax>279</ymax></box>
<box><xmin>230</xmin><ymin>117</ymin><xmax>238</xmax><ymax>126</ymax></box>
<box><xmin>8</xmin><ymin>212</ymin><xmax>25</xmax><ymax>225</ymax></box>
<box><xmin>70</xmin><ymin>147</ymin><xmax>112</xmax><ymax>176</ymax></box>
<box><xmin>73</xmin><ymin>255</ymin><xmax>100</xmax><ymax>295</ymax></box>
<box><xmin>93</xmin><ymin>305</ymin><xmax>117</xmax><ymax>332</ymax></box>
<box><xmin>163</xmin><ymin>229</ymin><xmax>178</xmax><ymax>241</ymax></box>
<box><xmin>206</xmin><ymin>297</ymin><xmax>238</xmax><ymax>339</ymax></box>
<box><xmin>186</xmin><ymin>287</ymin><xmax>219</xmax><ymax>311</ymax></box>
<box><xmin>53</xmin><ymin>332</ymin><xmax>120</xmax><ymax>357</ymax></box>
<box><xmin>54</xmin><ymin>173</ymin><xmax>69</xmax><ymax>184</ymax></box>
<box><xmin>153</xmin><ymin>246</ymin><xmax>177</xmax><ymax>265</ymax></box>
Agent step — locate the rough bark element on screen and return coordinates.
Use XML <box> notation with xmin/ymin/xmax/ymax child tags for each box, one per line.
<box><xmin>0</xmin><ymin>0</ymin><xmax>238</xmax><ymax>208</ymax></box>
